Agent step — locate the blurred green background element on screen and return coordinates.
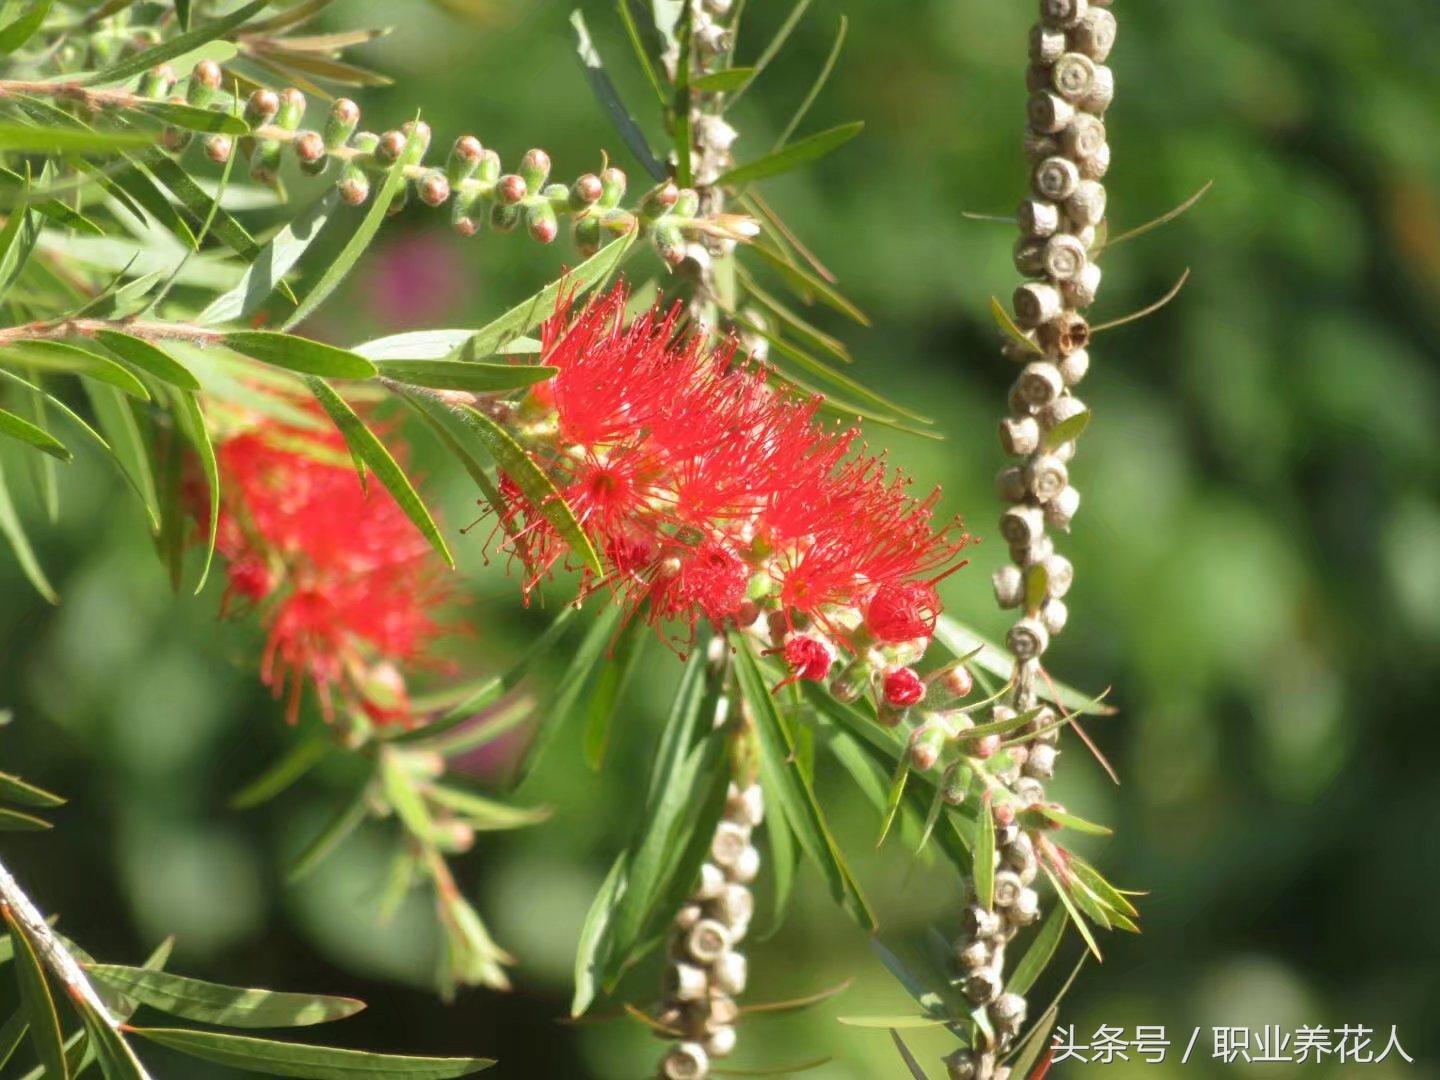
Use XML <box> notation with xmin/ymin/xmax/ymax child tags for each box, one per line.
<box><xmin>3</xmin><ymin>0</ymin><xmax>1440</xmax><ymax>1076</ymax></box>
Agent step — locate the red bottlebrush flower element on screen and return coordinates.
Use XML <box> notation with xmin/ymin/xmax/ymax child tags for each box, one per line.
<box><xmin>882</xmin><ymin>666</ymin><xmax>926</xmax><ymax>708</ymax></box>
<box><xmin>484</xmin><ymin>281</ymin><xmax>971</xmax><ymax>669</ymax></box>
<box><xmin>782</xmin><ymin>635</ymin><xmax>835</xmax><ymax>682</ymax></box>
<box><xmin>204</xmin><ymin>403</ymin><xmax>452</xmax><ymax>725</ymax></box>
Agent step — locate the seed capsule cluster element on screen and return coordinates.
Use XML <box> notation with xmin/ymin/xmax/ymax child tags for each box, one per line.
<box><xmin>655</xmin><ymin>783</ymin><xmax>763</xmax><ymax>1080</ymax></box>
<box><xmin>954</xmin><ymin>3</ymin><xmax>1116</xmax><ymax>1077</ymax></box>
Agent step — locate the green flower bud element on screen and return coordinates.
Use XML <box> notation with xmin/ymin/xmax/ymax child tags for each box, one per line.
<box><xmin>490</xmin><ymin>202</ymin><xmax>520</xmax><ymax>233</ymax></box>
<box><xmin>573</xmin><ymin>217</ymin><xmax>602</xmax><ymax>256</ymax></box>
<box><xmin>203</xmin><ymin>134</ymin><xmax>233</xmax><ymax>163</ymax></box>
<box><xmin>496</xmin><ymin>174</ymin><xmax>526</xmax><ymax>205</ymax></box>
<box><xmin>400</xmin><ymin>120</ymin><xmax>432</xmax><ymax>162</ymax></box>
<box><xmin>599</xmin><ymin>166</ymin><xmax>627</xmax><ymax>208</ymax></box>
<box><xmin>570</xmin><ymin>173</ymin><xmax>603</xmax><ymax>210</ymax></box>
<box><xmin>451</xmin><ymin>187</ymin><xmax>484</xmax><ymax>237</ymax></box>
<box><xmin>652</xmin><ymin>220</ymin><xmax>685</xmax><ymax>265</ymax></box>
<box><xmin>324</xmin><ymin>98</ymin><xmax>360</xmax><ymax>150</ymax></box>
<box><xmin>294</xmin><ymin>131</ymin><xmax>327</xmax><ymax>175</ymax></box>
<box><xmin>350</xmin><ymin>131</ymin><xmax>380</xmax><ymax>156</ymax></box>
<box><xmin>275</xmin><ymin>88</ymin><xmax>306</xmax><ymax>131</ymax></box>
<box><xmin>673</xmin><ymin>187</ymin><xmax>700</xmax><ymax>218</ymax></box>
<box><xmin>338</xmin><ymin>163</ymin><xmax>370</xmax><ymax>206</ymax></box>
<box><xmin>477</xmin><ymin>148</ymin><xmax>501</xmax><ymax>184</ymax></box>
<box><xmin>641</xmin><ymin>180</ymin><xmax>679</xmax><ymax>217</ymax></box>
<box><xmin>376</xmin><ymin>129</ymin><xmax>407</xmax><ymax>164</ymax></box>
<box><xmin>526</xmin><ymin>201</ymin><xmax>559</xmax><ymax>244</ymax></box>
<box><xmin>186</xmin><ymin>60</ymin><xmax>222</xmax><ymax>107</ymax></box>
<box><xmin>446</xmin><ymin>135</ymin><xmax>483</xmax><ymax>184</ymax></box>
<box><xmin>518</xmin><ymin>148</ymin><xmax>551</xmax><ymax>191</ymax></box>
<box><xmin>417</xmin><ymin>168</ymin><xmax>451</xmax><ymax>207</ymax></box>
<box><xmin>138</xmin><ymin>64</ymin><xmax>176</xmax><ymax>100</ymax></box>
<box><xmin>243</xmin><ymin>89</ymin><xmax>279</xmax><ymax>129</ymax></box>
<box><xmin>541</xmin><ymin>183</ymin><xmax>569</xmax><ymax>208</ymax></box>
<box><xmin>250</xmin><ymin>140</ymin><xmax>283</xmax><ymax>186</ymax></box>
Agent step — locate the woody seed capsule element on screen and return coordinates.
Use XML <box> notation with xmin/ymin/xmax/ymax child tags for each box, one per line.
<box><xmin>713</xmin><ymin>950</ymin><xmax>747</xmax><ymax>995</ymax></box>
<box><xmin>996</xmin><ymin>465</ymin><xmax>1028</xmax><ymax>504</ymax></box>
<box><xmin>731</xmin><ymin>844</ymin><xmax>761</xmax><ymax>884</ymax></box>
<box><xmin>1066</xmin><ymin>179</ymin><xmax>1108</xmax><ymax>227</ymax></box>
<box><xmin>1046</xmin><ymin>485</ymin><xmax>1081</xmax><ymax>530</ymax></box>
<box><xmin>1029</xmin><ymin>25</ymin><xmax>1066</xmax><ymax>63</ymax></box>
<box><xmin>1014</xmin><ymin>237</ymin><xmax>1046</xmax><ymax>276</ymax></box>
<box><xmin>1012</xmin><ymin>533</ymin><xmax>1054</xmax><ymax>568</ymax></box>
<box><xmin>1007</xmin><ymin>617</ymin><xmax>1050</xmax><ymax>660</ymax></box>
<box><xmin>1026</xmin><ymin>455</ymin><xmax>1069</xmax><ymax>502</ymax></box>
<box><xmin>964</xmin><ymin>969</ymin><xmax>1002</xmax><ymax>1005</ymax></box>
<box><xmin>686</xmin><ymin>919</ymin><xmax>731</xmax><ymax>964</ymax></box>
<box><xmin>1062</xmin><ymin>262</ymin><xmax>1103</xmax><ymax>307</ymax></box>
<box><xmin>1040</xmin><ymin>597</ymin><xmax>1069</xmax><ymax>635</ymax></box>
<box><xmin>710</xmin><ymin>822</ymin><xmax>749</xmax><ymax>869</ymax></box>
<box><xmin>1040</xmin><ymin>0</ymin><xmax>1088</xmax><ymax>28</ymax></box>
<box><xmin>1040</xmin><ymin>553</ymin><xmax>1074</xmax><ymax>598</ymax></box>
<box><xmin>1062</xmin><ymin>112</ymin><xmax>1107</xmax><ymax>159</ymax></box>
<box><xmin>1011</xmin><ymin>887</ymin><xmax>1042</xmax><ymax>924</ymax></box>
<box><xmin>1000</xmin><ymin>505</ymin><xmax>1046</xmax><ymax>547</ymax></box>
<box><xmin>993</xmin><ymin>564</ymin><xmax>1025</xmax><ymax>609</ymax></box>
<box><xmin>667</xmin><ymin>963</ymin><xmax>710</xmax><ymax>1002</ymax></box>
<box><xmin>1017</xmin><ymin>361</ymin><xmax>1065</xmax><ymax>406</ymax></box>
<box><xmin>1083</xmin><ymin>64</ymin><xmax>1116</xmax><ymax>112</ymax></box>
<box><xmin>999</xmin><ymin>415</ymin><xmax>1040</xmax><ymax>457</ymax></box>
<box><xmin>1058</xmin><ymin>347</ymin><xmax>1090</xmax><ymax>386</ymax></box>
<box><xmin>704</xmin><ymin>1026</ymin><xmax>737</xmax><ymax>1059</ymax></box>
<box><xmin>1077</xmin><ymin>140</ymin><xmax>1111</xmax><ymax>180</ymax></box>
<box><xmin>1013</xmin><ymin>282</ymin><xmax>1063</xmax><ymax>328</ymax></box>
<box><xmin>1043</xmin><ymin>233</ymin><xmax>1088</xmax><ymax>281</ymax></box>
<box><xmin>1038</xmin><ymin>310</ymin><xmax>1090</xmax><ymax>355</ymax></box>
<box><xmin>1027</xmin><ymin>91</ymin><xmax>1075</xmax><ymax>134</ymax></box>
<box><xmin>1073</xmin><ymin>7</ymin><xmax>1118</xmax><ymax>61</ymax></box>
<box><xmin>1039</xmin><ymin>395</ymin><xmax>1087</xmax><ymax>433</ymax></box>
<box><xmin>1052</xmin><ymin>52</ymin><xmax>1097</xmax><ymax>103</ymax></box>
<box><xmin>957</xmin><ymin>939</ymin><xmax>990</xmax><ymax>971</ymax></box>
<box><xmin>994</xmin><ymin>870</ymin><xmax>1024</xmax><ymax>908</ymax></box>
<box><xmin>661</xmin><ymin>1042</ymin><xmax>709</xmax><ymax>1080</ymax></box>
<box><xmin>1025</xmin><ymin>742</ymin><xmax>1058</xmax><ymax>780</ymax></box>
<box><xmin>714</xmin><ymin>883</ymin><xmax>753</xmax><ymax>927</ymax></box>
<box><xmin>1034</xmin><ymin>156</ymin><xmax>1080</xmax><ymax>201</ymax></box>
<box><xmin>1017</xmin><ymin>198</ymin><xmax>1060</xmax><ymax>239</ymax></box>
<box><xmin>726</xmin><ymin>783</ymin><xmax>764</xmax><ymax>828</ymax></box>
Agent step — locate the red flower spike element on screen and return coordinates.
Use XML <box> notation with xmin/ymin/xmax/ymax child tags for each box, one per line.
<box><xmin>882</xmin><ymin>666</ymin><xmax>926</xmax><ymax>708</ymax></box>
<box><xmin>202</xmin><ymin>402</ymin><xmax>452</xmax><ymax>725</ymax></box>
<box><xmin>866</xmin><ymin>580</ymin><xmax>942</xmax><ymax>643</ymax></box>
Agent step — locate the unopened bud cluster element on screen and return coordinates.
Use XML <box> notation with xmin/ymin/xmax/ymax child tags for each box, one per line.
<box><xmin>655</xmin><ymin>782</ymin><xmax>763</xmax><ymax>1080</ymax></box>
<box><xmin>960</xmin><ymin>2</ymin><xmax>1117</xmax><ymax>1076</ymax></box>
<box><xmin>128</xmin><ymin>62</ymin><xmax>753</xmax><ymax>265</ymax></box>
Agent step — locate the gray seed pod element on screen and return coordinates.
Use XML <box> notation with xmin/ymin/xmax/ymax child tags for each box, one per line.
<box><xmin>1030</xmin><ymin>26</ymin><xmax>1067</xmax><ymax>63</ymax></box>
<box><xmin>1072</xmin><ymin>6</ymin><xmax>1117</xmax><ymax>60</ymax></box>
<box><xmin>1027</xmin><ymin>91</ymin><xmax>1075</xmax><ymax>134</ymax></box>
<box><xmin>725</xmin><ymin>783</ymin><xmax>764</xmax><ymax>828</ymax></box>
<box><xmin>696</xmin><ymin>862</ymin><xmax>726</xmax><ymax>900</ymax></box>
<box><xmin>1010</xmin><ymin>887</ymin><xmax>1042</xmax><ymax>925</ymax></box>
<box><xmin>1034</xmin><ymin>156</ymin><xmax>1081</xmax><ymax>201</ymax></box>
<box><xmin>1077</xmin><ymin>139</ymin><xmax>1111</xmax><ymax>180</ymax></box>
<box><xmin>1043</xmin><ymin>233</ymin><xmax>1088</xmax><ymax>281</ymax></box>
<box><xmin>1026</xmin><ymin>454</ymin><xmax>1069</xmax><ymax>502</ymax></box>
<box><xmin>993</xmin><ymin>564</ymin><xmax>1025</xmax><ymax>609</ymax></box>
<box><xmin>996</xmin><ymin>465</ymin><xmax>1028</xmax><ymax>504</ymax></box>
<box><xmin>687</xmin><ymin>919</ymin><xmax>731</xmax><ymax>964</ymax></box>
<box><xmin>1041</xmin><ymin>597</ymin><xmax>1070</xmax><ymax>635</ymax></box>
<box><xmin>730</xmin><ymin>844</ymin><xmax>761</xmax><ymax>884</ymax></box>
<box><xmin>713</xmin><ymin>950</ymin><xmax>748</xmax><ymax>996</ymax></box>
<box><xmin>1062</xmin><ymin>261</ymin><xmax>1104</xmax><ymax>308</ymax></box>
<box><xmin>1040</xmin><ymin>0</ymin><xmax>1088</xmax><ymax>29</ymax></box>
<box><xmin>1017</xmin><ymin>361</ymin><xmax>1065</xmax><ymax>407</ymax></box>
<box><xmin>1052</xmin><ymin>440</ymin><xmax>1077</xmax><ymax>464</ymax></box>
<box><xmin>1058</xmin><ymin>348</ymin><xmax>1090</xmax><ymax>386</ymax></box>
<box><xmin>962</xmin><ymin>904</ymin><xmax>1003</xmax><ymax>939</ymax></box>
<box><xmin>1013</xmin><ymin>282</ymin><xmax>1064</xmax><ymax>328</ymax></box>
<box><xmin>1066</xmin><ymin>180</ymin><xmax>1108</xmax><ymax>227</ymax></box>
<box><xmin>708</xmin><ymin>994</ymin><xmax>741</xmax><ymax>1028</ymax></box>
<box><xmin>1028</xmin><ymin>705</ymin><xmax>1061</xmax><ymax>746</ymax></box>
<box><xmin>1039</xmin><ymin>394</ymin><xmax>1088</xmax><ymax>433</ymax></box>
<box><xmin>994</xmin><ymin>870</ymin><xmax>1024</xmax><ymax>908</ymax></box>
<box><xmin>1038</xmin><ymin>310</ymin><xmax>1090</xmax><ymax>356</ymax></box>
<box><xmin>1013</xmin><ymin>237</ymin><xmax>1047</xmax><ymax>277</ymax></box>
<box><xmin>1003</xmin><ymin>830</ymin><xmax>1037</xmax><ymax>871</ymax></box>
<box><xmin>1024</xmin><ymin>63</ymin><xmax>1052</xmax><ymax>95</ymax></box>
<box><xmin>1082</xmin><ymin>64</ymin><xmax>1116</xmax><ymax>112</ymax></box>
<box><xmin>1000</xmin><ymin>505</ymin><xmax>1046</xmax><ymax>546</ymax></box>
<box><xmin>668</xmin><ymin>963</ymin><xmax>710</xmax><ymax>1002</ymax></box>
<box><xmin>1002</xmin><ymin>336</ymin><xmax>1041</xmax><ymax>364</ymax></box>
<box><xmin>991</xmin><ymin>992</ymin><xmax>1029</xmax><ymax>1031</ymax></box>
<box><xmin>1011</xmin><ymin>532</ymin><xmax>1055</xmax><ymax>568</ymax></box>
<box><xmin>1061</xmin><ymin>113</ymin><xmax>1107</xmax><ymax>160</ymax></box>
<box><xmin>1014</xmin><ymin>777</ymin><xmax>1047</xmax><ymax>805</ymax></box>
<box><xmin>1051</xmin><ymin>52</ymin><xmax>1097</xmax><ymax>103</ymax></box>
<box><xmin>1041</xmin><ymin>553</ymin><xmax>1075</xmax><ymax>598</ymax></box>
<box><xmin>1017</xmin><ymin>198</ymin><xmax>1060</xmax><ymax>238</ymax></box>
<box><xmin>1007</xmin><ymin>617</ymin><xmax>1050</xmax><ymax>660</ymax></box>
<box><xmin>661</xmin><ymin>1042</ymin><xmax>710</xmax><ymax>1080</ymax></box>
<box><xmin>963</xmin><ymin>969</ymin><xmax>1003</xmax><ymax>1005</ymax></box>
<box><xmin>957</xmin><ymin>939</ymin><xmax>991</xmax><ymax>972</ymax></box>
<box><xmin>674</xmin><ymin>903</ymin><xmax>704</xmax><ymax>932</ymax></box>
<box><xmin>710</xmin><ymin>822</ymin><xmax>750</xmax><ymax>870</ymax></box>
<box><xmin>1046</xmin><ymin>485</ymin><xmax>1081</xmax><ymax>531</ymax></box>
<box><xmin>995</xmin><ymin>821</ymin><xmax>1022</xmax><ymax>849</ymax></box>
<box><xmin>944</xmin><ymin>1049</ymin><xmax>979</xmax><ymax>1080</ymax></box>
<box><xmin>1024</xmin><ymin>742</ymin><xmax>1058</xmax><ymax>780</ymax></box>
<box><xmin>1022</xmin><ymin>129</ymin><xmax>1061</xmax><ymax>162</ymax></box>
<box><xmin>999</xmin><ymin>416</ymin><xmax>1041</xmax><ymax>457</ymax></box>
<box><xmin>703</xmin><ymin>1026</ymin><xmax>737</xmax><ymax>1059</ymax></box>
<box><xmin>714</xmin><ymin>883</ymin><xmax>754</xmax><ymax>927</ymax></box>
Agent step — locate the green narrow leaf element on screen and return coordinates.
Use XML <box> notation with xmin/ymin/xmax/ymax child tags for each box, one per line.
<box><xmin>130</xmin><ymin>1027</ymin><xmax>493</xmax><ymax>1078</ymax></box>
<box><xmin>973</xmin><ymin>791</ymin><xmax>995</xmax><ymax>910</ymax></box>
<box><xmin>225</xmin><ymin>333</ymin><xmax>377</xmax><ymax>380</ymax></box>
<box><xmin>0</xmin><ymin>0</ymin><xmax>50</xmax><ymax>56</ymax></box>
<box><xmin>733</xmin><ymin>639</ymin><xmax>875</xmax><ymax>929</ymax></box>
<box><xmin>448</xmin><ymin>234</ymin><xmax>635</xmax><ymax>359</ymax></box>
<box><xmin>0</xmin><ymin>770</ymin><xmax>65</xmax><ymax>808</ymax></box>
<box><xmin>85</xmin><ymin>0</ymin><xmax>268</xmax><ymax>86</ymax></box>
<box><xmin>1042</xmin><ymin>865</ymin><xmax>1102</xmax><ymax>961</ymax></box>
<box><xmin>200</xmin><ymin>190</ymin><xmax>336</xmax><ymax>325</ymax></box>
<box><xmin>4</xmin><ymin>908</ymin><xmax>68</xmax><ymax>1080</ymax></box>
<box><xmin>0</xmin><ymin>406</ymin><xmax>69</xmax><ymax>460</ymax></box>
<box><xmin>446</xmin><ymin>402</ymin><xmax>601</xmax><ymax>577</ymax></box>
<box><xmin>718</xmin><ymin>122</ymin><xmax>862</xmax><ymax>187</ymax></box>
<box><xmin>773</xmin><ymin>15</ymin><xmax>847</xmax><ymax>149</ymax></box>
<box><xmin>0</xmin><ymin>458</ymin><xmax>58</xmax><ymax>603</ymax></box>
<box><xmin>889</xmin><ymin>1030</ymin><xmax>931</xmax><ymax>1080</ymax></box>
<box><xmin>135</xmin><ymin>101</ymin><xmax>247</xmax><ymax>134</ymax></box>
<box><xmin>0</xmin><ymin>193</ymin><xmax>39</xmax><ymax>304</ymax></box>
<box><xmin>990</xmin><ymin>296</ymin><xmax>1042</xmax><ymax>355</ymax></box>
<box><xmin>876</xmin><ymin>760</ymin><xmax>908</xmax><ymax>848</ymax></box>
<box><xmin>669</xmin><ymin>2</ymin><xmax>693</xmax><ymax>187</ymax></box>
<box><xmin>0</xmin><ymin>1009</ymin><xmax>29</xmax><ymax>1070</ymax></box>
<box><xmin>137</xmin><ymin>149</ymin><xmax>264</xmax><ymax>265</ymax></box>
<box><xmin>1043</xmin><ymin>407</ymin><xmax>1092</xmax><ymax>450</ymax></box>
<box><xmin>571</xmin><ymin>856</ymin><xmax>625</xmax><ymax>1017</ymax></box>
<box><xmin>423</xmin><ymin>785</ymin><xmax>549</xmax><ymax>832</ymax></box>
<box><xmin>175</xmin><ymin>0</ymin><xmax>191</xmax><ymax>29</ymax></box>
<box><xmin>728</xmin><ymin>0</ymin><xmax>813</xmax><ymax>105</ymax></box>
<box><xmin>92</xmin><ymin>330</ymin><xmax>199</xmax><ymax>391</ymax></box>
<box><xmin>231</xmin><ymin>734</ymin><xmax>329</xmax><ymax>810</ymax></box>
<box><xmin>303</xmin><ymin>377</ymin><xmax>452</xmax><ymax>566</ymax></box>
<box><xmin>288</xmin><ymin>786</ymin><xmax>371</xmax><ymax>883</ymax></box>
<box><xmin>83</xmin><ymin>384</ymin><xmax>161</xmax><ymax>534</ymax></box>
<box><xmin>282</xmin><ymin>157</ymin><xmax>410</xmax><ymax>331</ymax></box>
<box><xmin>583</xmin><ymin>616</ymin><xmax>647</xmax><ymax>770</ymax></box>
<box><xmin>86</xmin><ymin>967</ymin><xmax>364</xmax><ymax>1030</ymax></box>
<box><xmin>1006</xmin><ymin>903</ymin><xmax>1068</xmax><ymax>996</ymax></box>
<box><xmin>374</xmin><ymin>360</ymin><xmax>555</xmax><ymax>393</ymax></box>
<box><xmin>0</xmin><ymin>806</ymin><xmax>51</xmax><ymax>830</ymax></box>
<box><xmin>355</xmin><ymin>330</ymin><xmax>539</xmax><ymax>362</ymax></box>
<box><xmin>0</xmin><ymin>125</ymin><xmax>152</xmax><ymax>154</ymax></box>
<box><xmin>691</xmin><ymin>67</ymin><xmax>754</xmax><ymax>92</ymax></box>
<box><xmin>75</xmin><ymin>1002</ymin><xmax>152</xmax><ymax>1080</ymax></box>
<box><xmin>570</xmin><ymin>10</ymin><xmax>666</xmax><ymax>181</ymax></box>
<box><xmin>170</xmin><ymin>389</ymin><xmax>219</xmax><ymax>591</ymax></box>
<box><xmin>0</xmin><ymin>342</ymin><xmax>149</xmax><ymax>400</ymax></box>
<box><xmin>750</xmin><ymin>241</ymin><xmax>869</xmax><ymax>326</ymax></box>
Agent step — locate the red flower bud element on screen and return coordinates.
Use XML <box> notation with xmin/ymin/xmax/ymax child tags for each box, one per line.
<box><xmin>883</xmin><ymin>666</ymin><xmax>925</xmax><ymax>708</ymax></box>
<box><xmin>782</xmin><ymin>635</ymin><xmax>834</xmax><ymax>682</ymax></box>
<box><xmin>866</xmin><ymin>580</ymin><xmax>941</xmax><ymax>643</ymax></box>
<box><xmin>497</xmin><ymin>174</ymin><xmax>527</xmax><ymax>205</ymax></box>
<box><xmin>227</xmin><ymin>557</ymin><xmax>273</xmax><ymax>600</ymax></box>
<box><xmin>939</xmin><ymin>663</ymin><xmax>974</xmax><ymax>699</ymax></box>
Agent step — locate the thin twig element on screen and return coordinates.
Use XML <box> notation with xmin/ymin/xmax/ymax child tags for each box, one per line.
<box><xmin>1089</xmin><ymin>268</ymin><xmax>1191</xmax><ymax>335</ymax></box>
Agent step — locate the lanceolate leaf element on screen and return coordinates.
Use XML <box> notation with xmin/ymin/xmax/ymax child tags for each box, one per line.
<box><xmin>749</xmin><ymin>241</ymin><xmax>869</xmax><ymax>326</ymax></box>
<box><xmin>170</xmin><ymin>389</ymin><xmax>219</xmax><ymax>591</ymax></box>
<box><xmin>0</xmin><ymin>406</ymin><xmax>69</xmax><ymax>460</ymax></box>
<box><xmin>200</xmin><ymin>190</ymin><xmax>337</xmax><ymax>325</ymax></box>
<box><xmin>304</xmin><ymin>377</ymin><xmax>453</xmax><ymax>567</ymax></box>
<box><xmin>75</xmin><ymin>1003</ymin><xmax>152</xmax><ymax>1080</ymax></box>
<box><xmin>85</xmin><ymin>0</ymin><xmax>269</xmax><ymax>86</ymax></box>
<box><xmin>1006</xmin><ymin>903</ymin><xmax>1069</xmax><ymax>997</ymax></box>
<box><xmin>0</xmin><ymin>124</ymin><xmax>153</xmax><ymax>154</ymax></box>
<box><xmin>83</xmin><ymin>384</ymin><xmax>161</xmax><ymax>533</ymax></box>
<box><xmin>718</xmin><ymin>122</ymin><xmax>863</xmax><ymax>187</ymax></box>
<box><xmin>0</xmin><ymin>1</ymin><xmax>51</xmax><ymax>56</ymax></box>
<box><xmin>374</xmin><ymin>360</ymin><xmax>555</xmax><ymax>393</ymax></box>
<box><xmin>0</xmin><ymin>342</ymin><xmax>149</xmax><ymax>400</ymax></box>
<box><xmin>136</xmin><ymin>101</ymin><xmax>248</xmax><ymax>134</ymax></box>
<box><xmin>0</xmin><ymin>805</ymin><xmax>51</xmax><ymax>830</ymax></box>
<box><xmin>3</xmin><ymin>907</ymin><xmax>68</xmax><ymax>1080</ymax></box>
<box><xmin>447</xmin><ymin>234</ymin><xmax>635</xmax><ymax>360</ymax></box>
<box><xmin>288</xmin><ymin>786</ymin><xmax>371</xmax><ymax>883</ymax></box>
<box><xmin>224</xmin><ymin>333</ymin><xmax>377</xmax><ymax>379</ymax></box>
<box><xmin>571</xmin><ymin>856</ymin><xmax>624</xmax><ymax>1017</ymax></box>
<box><xmin>86</xmin><ymin>967</ymin><xmax>365</xmax><ymax>1029</ymax></box>
<box><xmin>92</xmin><ymin>331</ymin><xmax>200</xmax><ymax>390</ymax></box>
<box><xmin>973</xmin><ymin>791</ymin><xmax>996</xmax><ymax>910</ymax></box>
<box><xmin>0</xmin><ymin>770</ymin><xmax>65</xmax><ymax>808</ymax></box>
<box><xmin>129</xmin><ymin>1027</ymin><xmax>494</xmax><ymax>1078</ymax></box>
<box><xmin>0</xmin><ymin>458</ymin><xmax>58</xmax><ymax>603</ymax></box>
<box><xmin>570</xmin><ymin>10</ymin><xmax>666</xmax><ymax>181</ymax></box>
<box><xmin>0</xmin><ymin>1010</ymin><xmax>28</xmax><ymax>1071</ymax></box>
<box><xmin>733</xmin><ymin>639</ymin><xmax>875</xmax><ymax>930</ymax></box>
<box><xmin>447</xmin><ymin>402</ymin><xmax>602</xmax><ymax>577</ymax></box>
<box><xmin>230</xmin><ymin>733</ymin><xmax>329</xmax><ymax>810</ymax></box>
<box><xmin>355</xmin><ymin>330</ymin><xmax>539</xmax><ymax>362</ymax></box>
